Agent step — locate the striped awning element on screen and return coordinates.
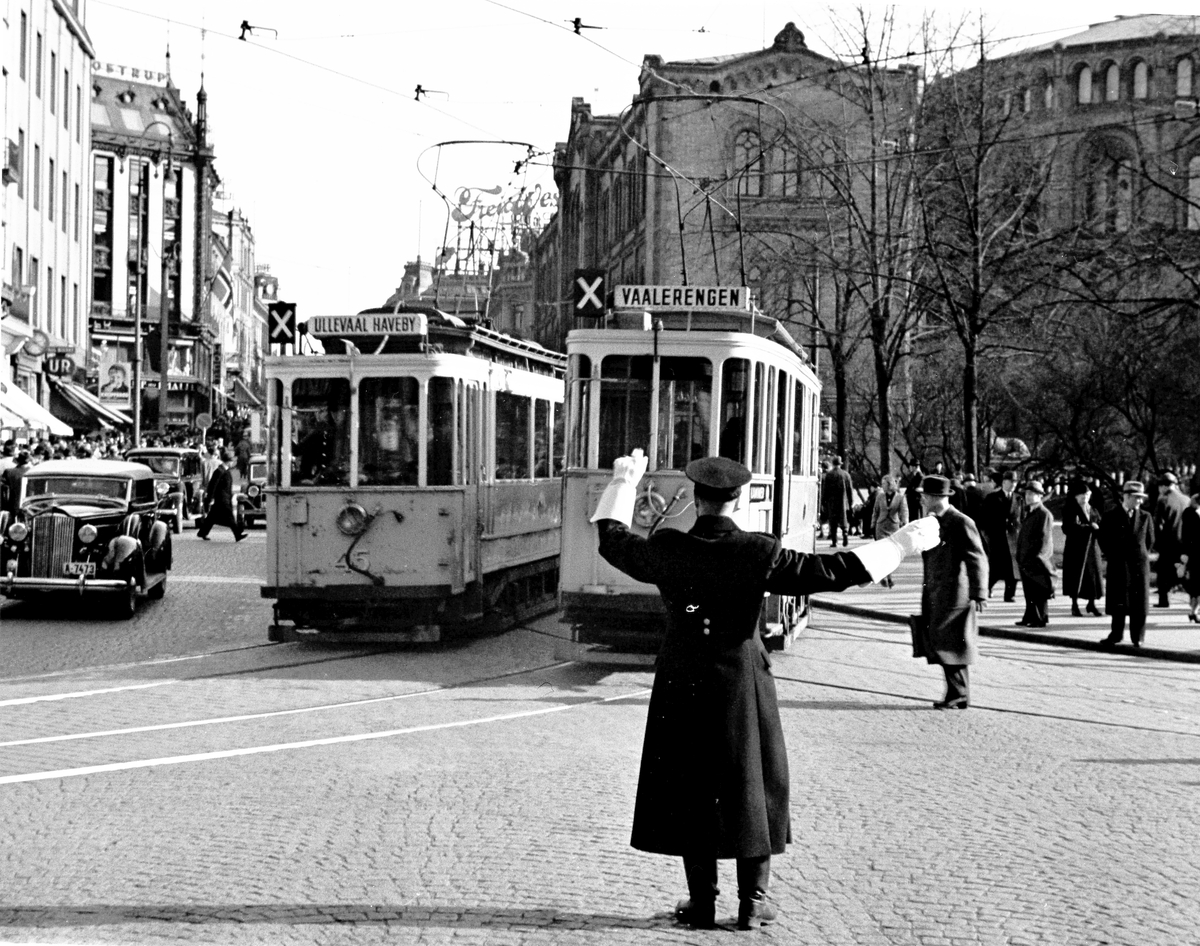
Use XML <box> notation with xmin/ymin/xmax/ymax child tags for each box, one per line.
<box><xmin>51</xmin><ymin>378</ymin><xmax>133</xmax><ymax>427</ymax></box>
<box><xmin>0</xmin><ymin>379</ymin><xmax>73</xmax><ymax>435</ymax></box>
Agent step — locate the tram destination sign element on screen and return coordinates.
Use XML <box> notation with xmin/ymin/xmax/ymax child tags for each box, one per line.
<box><xmin>305</xmin><ymin>313</ymin><xmax>428</xmax><ymax>337</ymax></box>
<box><xmin>613</xmin><ymin>285</ymin><xmax>749</xmax><ymax>311</ymax></box>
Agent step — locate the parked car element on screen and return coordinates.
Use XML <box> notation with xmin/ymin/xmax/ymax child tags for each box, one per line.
<box><xmin>125</xmin><ymin>447</ymin><xmax>206</xmax><ymax>534</ymax></box>
<box><xmin>0</xmin><ymin>459</ymin><xmax>172</xmax><ymax>618</ymax></box>
<box><xmin>237</xmin><ymin>454</ymin><xmax>268</xmax><ymax>528</ymax></box>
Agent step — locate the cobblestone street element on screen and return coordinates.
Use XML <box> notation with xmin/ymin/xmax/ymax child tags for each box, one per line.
<box><xmin>2</xmin><ymin>538</ymin><xmax>1198</xmax><ymax>946</ymax></box>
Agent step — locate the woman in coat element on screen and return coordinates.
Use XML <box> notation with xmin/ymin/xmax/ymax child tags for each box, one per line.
<box><xmin>1180</xmin><ymin>493</ymin><xmax>1200</xmax><ymax>622</ymax></box>
<box><xmin>1061</xmin><ymin>479</ymin><xmax>1103</xmax><ymax>617</ymax></box>
<box><xmin>592</xmin><ymin>453</ymin><xmax>937</xmax><ymax>930</ymax></box>
<box><xmin>870</xmin><ymin>474</ymin><xmax>909</xmax><ymax>587</ymax></box>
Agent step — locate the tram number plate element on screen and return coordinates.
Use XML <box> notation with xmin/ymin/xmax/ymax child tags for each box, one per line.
<box><xmin>749</xmin><ymin>484</ymin><xmax>771</xmax><ymax>502</ymax></box>
<box><xmin>63</xmin><ymin>562</ymin><xmax>96</xmax><ymax>576</ymax></box>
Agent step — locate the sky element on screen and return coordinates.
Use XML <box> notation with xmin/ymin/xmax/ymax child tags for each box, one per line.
<box><xmin>85</xmin><ymin>1</ymin><xmax>1200</xmax><ymax>316</ymax></box>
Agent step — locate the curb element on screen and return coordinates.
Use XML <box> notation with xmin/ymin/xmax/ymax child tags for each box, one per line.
<box><xmin>811</xmin><ymin>599</ymin><xmax>1200</xmax><ymax>664</ymax></box>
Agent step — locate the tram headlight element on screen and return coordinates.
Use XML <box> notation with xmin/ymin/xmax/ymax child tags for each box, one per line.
<box><xmin>7</xmin><ymin>521</ymin><xmax>28</xmax><ymax>543</ymax></box>
<box><xmin>335</xmin><ymin>503</ymin><xmax>370</xmax><ymax>536</ymax></box>
<box><xmin>78</xmin><ymin>524</ymin><xmax>98</xmax><ymax>545</ymax></box>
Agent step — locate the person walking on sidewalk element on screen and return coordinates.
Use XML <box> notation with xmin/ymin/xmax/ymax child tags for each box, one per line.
<box><xmin>1180</xmin><ymin>493</ymin><xmax>1200</xmax><ymax>623</ymax></box>
<box><xmin>1153</xmin><ymin>472</ymin><xmax>1189</xmax><ymax>610</ymax></box>
<box><xmin>981</xmin><ymin>471</ymin><xmax>1021</xmax><ymax>602</ymax></box>
<box><xmin>869</xmin><ymin>474</ymin><xmax>908</xmax><ymax>587</ymax></box>
<box><xmin>1098</xmin><ymin>481</ymin><xmax>1155</xmax><ymax>649</ymax></box>
<box><xmin>1062</xmin><ymin>479</ymin><xmax>1103</xmax><ymax>618</ymax></box>
<box><xmin>197</xmin><ymin>448</ymin><xmax>246</xmax><ymax>543</ymax></box>
<box><xmin>821</xmin><ymin>456</ymin><xmax>855</xmax><ymax>548</ymax></box>
<box><xmin>1015</xmin><ymin>480</ymin><xmax>1055</xmax><ymax>628</ymax></box>
<box><xmin>914</xmin><ymin>475</ymin><xmax>988</xmax><ymax>710</ymax></box>
<box><xmin>592</xmin><ymin>452</ymin><xmax>939</xmax><ymax>931</ymax></box>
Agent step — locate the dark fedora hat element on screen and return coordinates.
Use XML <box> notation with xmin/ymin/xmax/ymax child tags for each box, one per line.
<box><xmin>1067</xmin><ymin>478</ymin><xmax>1090</xmax><ymax>496</ymax></box>
<box><xmin>916</xmin><ymin>474</ymin><xmax>954</xmax><ymax>497</ymax></box>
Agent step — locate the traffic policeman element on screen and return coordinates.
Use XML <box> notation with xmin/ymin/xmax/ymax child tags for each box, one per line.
<box><xmin>592</xmin><ymin>451</ymin><xmax>938</xmax><ymax>930</ymax></box>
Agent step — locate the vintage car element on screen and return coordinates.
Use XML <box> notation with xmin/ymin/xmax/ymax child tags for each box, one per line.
<box><xmin>125</xmin><ymin>447</ymin><xmax>207</xmax><ymax>534</ymax></box>
<box><xmin>0</xmin><ymin>459</ymin><xmax>171</xmax><ymax>617</ymax></box>
<box><xmin>236</xmin><ymin>453</ymin><xmax>268</xmax><ymax>528</ymax></box>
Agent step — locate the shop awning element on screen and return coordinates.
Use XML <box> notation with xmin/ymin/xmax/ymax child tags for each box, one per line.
<box><xmin>51</xmin><ymin>378</ymin><xmax>133</xmax><ymax>427</ymax></box>
<box><xmin>230</xmin><ymin>377</ymin><xmax>263</xmax><ymax>408</ymax></box>
<box><xmin>0</xmin><ymin>379</ymin><xmax>73</xmax><ymax>435</ymax></box>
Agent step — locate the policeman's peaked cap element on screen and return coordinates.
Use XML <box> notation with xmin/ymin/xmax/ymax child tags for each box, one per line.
<box><xmin>686</xmin><ymin>456</ymin><xmax>752</xmax><ymax>500</ymax></box>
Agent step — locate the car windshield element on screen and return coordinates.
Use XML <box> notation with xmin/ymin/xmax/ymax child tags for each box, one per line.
<box><xmin>249</xmin><ymin>462</ymin><xmax>266</xmax><ymax>480</ymax></box>
<box><xmin>131</xmin><ymin>456</ymin><xmax>180</xmax><ymax>476</ymax></box>
<box><xmin>23</xmin><ymin>476</ymin><xmax>129</xmax><ymax>501</ymax></box>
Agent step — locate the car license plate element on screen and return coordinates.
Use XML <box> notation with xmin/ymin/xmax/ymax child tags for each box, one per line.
<box><xmin>63</xmin><ymin>562</ymin><xmax>96</xmax><ymax>577</ymax></box>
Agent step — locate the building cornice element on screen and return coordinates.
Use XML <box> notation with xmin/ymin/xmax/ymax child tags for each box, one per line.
<box><xmin>52</xmin><ymin>0</ymin><xmax>96</xmax><ymax>59</ymax></box>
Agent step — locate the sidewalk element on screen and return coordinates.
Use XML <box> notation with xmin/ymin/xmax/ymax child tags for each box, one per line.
<box><xmin>811</xmin><ymin>536</ymin><xmax>1200</xmax><ymax>664</ymax></box>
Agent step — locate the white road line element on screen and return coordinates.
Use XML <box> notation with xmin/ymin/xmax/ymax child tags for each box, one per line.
<box><xmin>0</xmin><ymin>644</ymin><xmax>276</xmax><ymax>686</ymax></box>
<box><xmin>0</xmin><ymin>685</ymin><xmax>448</xmax><ymax>746</ymax></box>
<box><xmin>170</xmin><ymin>576</ymin><xmax>265</xmax><ymax>584</ymax></box>
<box><xmin>0</xmin><ymin>688</ymin><xmax>651</xmax><ymax>785</ymax></box>
<box><xmin>0</xmin><ymin>680</ymin><xmax>178</xmax><ymax>708</ymax></box>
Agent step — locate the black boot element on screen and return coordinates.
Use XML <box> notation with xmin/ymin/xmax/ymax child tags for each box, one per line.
<box><xmin>736</xmin><ymin>856</ymin><xmax>776</xmax><ymax>931</ymax></box>
<box><xmin>1086</xmin><ymin>600</ymin><xmax>1102</xmax><ymax>617</ymax></box>
<box><xmin>1071</xmin><ymin>600</ymin><xmax>1083</xmax><ymax>618</ymax></box>
<box><xmin>678</xmin><ymin>856</ymin><xmax>717</xmax><ymax>929</ymax></box>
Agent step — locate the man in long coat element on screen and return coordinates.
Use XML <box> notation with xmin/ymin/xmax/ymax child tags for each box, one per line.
<box><xmin>593</xmin><ymin>452</ymin><xmax>937</xmax><ymax>930</ymax></box>
<box><xmin>820</xmin><ymin>456</ymin><xmax>855</xmax><ymax>548</ymax></box>
<box><xmin>197</xmin><ymin>448</ymin><xmax>246</xmax><ymax>542</ymax></box>
<box><xmin>981</xmin><ymin>471</ymin><xmax>1021</xmax><ymax>601</ymax></box>
<box><xmin>1015</xmin><ymin>480</ymin><xmax>1055</xmax><ymax>628</ymax></box>
<box><xmin>1098</xmin><ymin>481</ymin><xmax>1156</xmax><ymax>648</ymax></box>
<box><xmin>915</xmin><ymin>475</ymin><xmax>988</xmax><ymax>708</ymax></box>
<box><xmin>1153</xmin><ymin>472</ymin><xmax>1189</xmax><ymax>609</ymax></box>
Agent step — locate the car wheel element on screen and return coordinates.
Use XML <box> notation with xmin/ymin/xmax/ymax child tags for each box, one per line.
<box><xmin>148</xmin><ymin>575</ymin><xmax>166</xmax><ymax>600</ymax></box>
<box><xmin>116</xmin><ymin>580</ymin><xmax>138</xmax><ymax>619</ymax></box>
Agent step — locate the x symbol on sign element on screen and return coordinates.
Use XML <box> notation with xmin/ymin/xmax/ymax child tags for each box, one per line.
<box><xmin>576</xmin><ymin>276</ymin><xmax>603</xmax><ymax>310</ymax></box>
<box><xmin>271</xmin><ymin>308</ymin><xmax>292</xmax><ymax>339</ymax></box>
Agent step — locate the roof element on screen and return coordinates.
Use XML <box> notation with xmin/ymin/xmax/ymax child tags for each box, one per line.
<box><xmin>90</xmin><ymin>75</ymin><xmax>195</xmax><ymax>151</ymax></box>
<box><xmin>1024</xmin><ymin>14</ymin><xmax>1200</xmax><ymax>53</ymax></box>
<box><xmin>27</xmin><ymin>459</ymin><xmax>155</xmax><ymax>478</ymax></box>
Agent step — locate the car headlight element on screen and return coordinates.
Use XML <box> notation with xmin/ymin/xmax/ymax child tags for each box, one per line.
<box><xmin>156</xmin><ymin>481</ymin><xmax>170</xmax><ymax>497</ymax></box>
<box><xmin>335</xmin><ymin>503</ymin><xmax>369</xmax><ymax>536</ymax></box>
<box><xmin>78</xmin><ymin>524</ymin><xmax>98</xmax><ymax>544</ymax></box>
<box><xmin>7</xmin><ymin>521</ymin><xmax>28</xmax><ymax>542</ymax></box>
<box><xmin>248</xmin><ymin>485</ymin><xmax>260</xmax><ymax>498</ymax></box>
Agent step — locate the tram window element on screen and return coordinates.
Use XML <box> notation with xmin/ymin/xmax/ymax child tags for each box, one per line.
<box><xmin>657</xmin><ymin>357</ymin><xmax>712</xmax><ymax>471</ymax></box>
<box><xmin>793</xmin><ymin>379</ymin><xmax>806</xmax><ymax>475</ymax></box>
<box><xmin>268</xmin><ymin>379</ymin><xmax>283</xmax><ymax>486</ymax></box>
<box><xmin>719</xmin><ymin>359</ymin><xmax>749</xmax><ymax>464</ymax></box>
<box><xmin>428</xmin><ymin>377</ymin><xmax>455</xmax><ymax>486</ymax></box>
<box><xmin>495</xmin><ymin>392</ymin><xmax>531</xmax><ymax>480</ymax></box>
<box><xmin>599</xmin><ymin>355</ymin><xmax>651</xmax><ymax>468</ymax></box>
<box><xmin>568</xmin><ymin>355</ymin><xmax>591</xmax><ymax>469</ymax></box>
<box><xmin>292</xmin><ymin>377</ymin><xmax>350</xmax><ymax>487</ymax></box>
<box><xmin>534</xmin><ymin>399</ymin><xmax>551</xmax><ymax>478</ymax></box>
<box><xmin>359</xmin><ymin>377</ymin><xmax>419</xmax><ymax>486</ymax></box>
<box><xmin>552</xmin><ymin>401</ymin><xmax>565</xmax><ymax>476</ymax></box>
<box><xmin>751</xmin><ymin>363</ymin><xmax>767</xmax><ymax>473</ymax></box>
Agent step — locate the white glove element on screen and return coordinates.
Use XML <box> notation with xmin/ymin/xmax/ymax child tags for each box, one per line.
<box><xmin>590</xmin><ymin>449</ymin><xmax>649</xmax><ymax>526</ymax></box>
<box><xmin>852</xmin><ymin>516</ymin><xmax>941</xmax><ymax>583</ymax></box>
<box><xmin>889</xmin><ymin>516</ymin><xmax>941</xmax><ymax>556</ymax></box>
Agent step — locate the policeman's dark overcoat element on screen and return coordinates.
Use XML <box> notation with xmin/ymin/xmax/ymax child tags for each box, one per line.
<box><xmin>1098</xmin><ymin>506</ymin><xmax>1156</xmax><ymax>615</ymax></box>
<box><xmin>598</xmin><ymin>516</ymin><xmax>870</xmax><ymax>859</ymax></box>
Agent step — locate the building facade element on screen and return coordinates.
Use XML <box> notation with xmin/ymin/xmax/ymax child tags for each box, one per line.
<box><xmin>88</xmin><ymin>68</ymin><xmax>219</xmax><ymax>434</ymax></box>
<box><xmin>210</xmin><ymin>204</ymin><xmax>268</xmax><ymax>415</ymax></box>
<box><xmin>2</xmin><ymin>0</ymin><xmax>95</xmax><ymax>415</ymax></box>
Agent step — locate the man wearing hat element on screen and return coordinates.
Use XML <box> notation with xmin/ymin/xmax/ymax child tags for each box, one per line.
<box><xmin>980</xmin><ymin>471</ymin><xmax>1022</xmax><ymax>601</ymax></box>
<box><xmin>961</xmin><ymin>472</ymin><xmax>986</xmax><ymax>525</ymax></box>
<box><xmin>1097</xmin><ymin>481</ymin><xmax>1156</xmax><ymax>649</ymax></box>
<box><xmin>591</xmin><ymin>451</ymin><xmax>939</xmax><ymax>930</ymax></box>
<box><xmin>1153</xmin><ymin>472</ymin><xmax>1189</xmax><ymax>609</ymax></box>
<box><xmin>916</xmin><ymin>475</ymin><xmax>988</xmax><ymax>709</ymax></box>
<box><xmin>1015</xmin><ymin>480</ymin><xmax>1055</xmax><ymax>628</ymax></box>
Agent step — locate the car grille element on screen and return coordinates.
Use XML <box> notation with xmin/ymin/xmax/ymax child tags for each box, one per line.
<box><xmin>32</xmin><ymin>514</ymin><xmax>75</xmax><ymax>578</ymax></box>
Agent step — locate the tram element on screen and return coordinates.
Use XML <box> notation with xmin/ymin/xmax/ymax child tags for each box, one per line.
<box><xmin>261</xmin><ymin>305</ymin><xmax>566</xmax><ymax>642</ymax></box>
<box><xmin>559</xmin><ymin>285</ymin><xmax>822</xmax><ymax>653</ymax></box>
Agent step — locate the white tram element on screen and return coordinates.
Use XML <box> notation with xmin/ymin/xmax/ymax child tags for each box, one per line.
<box><xmin>261</xmin><ymin>306</ymin><xmax>566</xmax><ymax>642</ymax></box>
<box><xmin>559</xmin><ymin>286</ymin><xmax>822</xmax><ymax>652</ymax></box>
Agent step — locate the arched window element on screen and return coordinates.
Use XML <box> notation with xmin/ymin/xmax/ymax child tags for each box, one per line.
<box><xmin>1084</xmin><ymin>139</ymin><xmax>1137</xmax><ymax>232</ymax></box>
<box><xmin>734</xmin><ymin>130</ymin><xmax>763</xmax><ymax>197</ymax></box>
<box><xmin>1188</xmin><ymin>155</ymin><xmax>1200</xmax><ymax>231</ymax></box>
<box><xmin>1022</xmin><ymin>87</ymin><xmax>1033</xmax><ymax>113</ymax></box>
<box><xmin>1077</xmin><ymin>65</ymin><xmax>1092</xmax><ymax>105</ymax></box>
<box><xmin>776</xmin><ymin>140</ymin><xmax>802</xmax><ymax>197</ymax></box>
<box><xmin>1105</xmin><ymin>63</ymin><xmax>1120</xmax><ymax>101</ymax></box>
<box><xmin>1043</xmin><ymin>78</ymin><xmax>1054</xmax><ymax>110</ymax></box>
<box><xmin>1132</xmin><ymin>61</ymin><xmax>1149</xmax><ymax>100</ymax></box>
<box><xmin>1177</xmin><ymin>57</ymin><xmax>1194</xmax><ymax>98</ymax></box>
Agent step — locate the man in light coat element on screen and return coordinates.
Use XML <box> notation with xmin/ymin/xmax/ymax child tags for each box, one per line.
<box><xmin>915</xmin><ymin>475</ymin><xmax>988</xmax><ymax>709</ymax></box>
<box><xmin>593</xmin><ymin>452</ymin><xmax>938</xmax><ymax>930</ymax></box>
<box><xmin>1015</xmin><ymin>480</ymin><xmax>1055</xmax><ymax>628</ymax></box>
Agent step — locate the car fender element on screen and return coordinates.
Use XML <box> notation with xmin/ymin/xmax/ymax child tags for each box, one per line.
<box><xmin>104</xmin><ymin>534</ymin><xmax>141</xmax><ymax>570</ymax></box>
<box><xmin>121</xmin><ymin>513</ymin><xmax>141</xmax><ymax>537</ymax></box>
